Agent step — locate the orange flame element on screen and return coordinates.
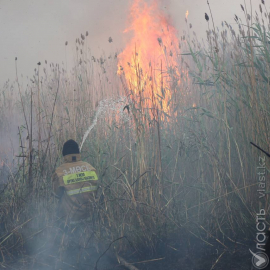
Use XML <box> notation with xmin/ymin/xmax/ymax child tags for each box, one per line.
<box><xmin>118</xmin><ymin>0</ymin><xmax>180</xmax><ymax>113</ymax></box>
<box><xmin>186</xmin><ymin>10</ymin><xmax>189</xmax><ymax>20</ymax></box>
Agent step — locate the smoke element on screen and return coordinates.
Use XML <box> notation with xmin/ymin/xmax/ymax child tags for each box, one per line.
<box><xmin>0</xmin><ymin>0</ymin><xmax>130</xmax><ymax>87</ymax></box>
<box><xmin>0</xmin><ymin>0</ymin><xmax>257</xmax><ymax>88</ymax></box>
<box><xmin>7</xmin><ymin>199</ymin><xmax>113</xmax><ymax>270</ymax></box>
<box><xmin>0</xmin><ymin>82</ymin><xmax>26</xmax><ymax>184</ymax></box>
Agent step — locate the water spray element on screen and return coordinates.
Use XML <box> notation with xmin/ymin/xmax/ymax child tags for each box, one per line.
<box><xmin>80</xmin><ymin>96</ymin><xmax>130</xmax><ymax>151</ymax></box>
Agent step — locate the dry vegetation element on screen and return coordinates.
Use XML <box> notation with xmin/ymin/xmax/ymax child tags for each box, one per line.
<box><xmin>0</xmin><ymin>2</ymin><xmax>270</xmax><ymax>269</ymax></box>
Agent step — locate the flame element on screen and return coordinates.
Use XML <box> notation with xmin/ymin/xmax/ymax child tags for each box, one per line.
<box><xmin>118</xmin><ymin>0</ymin><xmax>180</xmax><ymax>113</ymax></box>
<box><xmin>186</xmin><ymin>10</ymin><xmax>189</xmax><ymax>20</ymax></box>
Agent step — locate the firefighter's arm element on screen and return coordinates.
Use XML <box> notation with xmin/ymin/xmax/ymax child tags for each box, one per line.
<box><xmin>52</xmin><ymin>172</ymin><xmax>65</xmax><ymax>199</ymax></box>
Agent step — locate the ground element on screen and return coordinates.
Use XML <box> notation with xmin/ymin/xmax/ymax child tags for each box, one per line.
<box><xmin>8</xmin><ymin>227</ymin><xmax>254</xmax><ymax>270</ymax></box>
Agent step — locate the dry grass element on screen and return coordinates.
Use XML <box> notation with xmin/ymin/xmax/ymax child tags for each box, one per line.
<box><xmin>0</xmin><ymin>2</ymin><xmax>270</xmax><ymax>269</ymax></box>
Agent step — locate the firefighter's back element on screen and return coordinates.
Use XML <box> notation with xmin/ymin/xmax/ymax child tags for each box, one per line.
<box><xmin>53</xmin><ymin>140</ymin><xmax>98</xmax><ymax>221</ymax></box>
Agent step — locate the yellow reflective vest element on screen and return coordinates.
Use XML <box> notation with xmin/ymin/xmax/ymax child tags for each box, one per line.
<box><xmin>52</xmin><ymin>153</ymin><xmax>98</xmax><ymax>221</ymax></box>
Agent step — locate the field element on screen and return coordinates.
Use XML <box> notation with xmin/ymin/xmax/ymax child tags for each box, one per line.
<box><xmin>0</xmin><ymin>1</ymin><xmax>270</xmax><ymax>269</ymax></box>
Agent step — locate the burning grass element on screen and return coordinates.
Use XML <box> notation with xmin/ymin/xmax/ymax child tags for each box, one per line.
<box><xmin>0</xmin><ymin>1</ymin><xmax>270</xmax><ymax>269</ymax></box>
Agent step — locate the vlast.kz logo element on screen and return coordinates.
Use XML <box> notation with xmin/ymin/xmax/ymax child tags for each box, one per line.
<box><xmin>250</xmin><ymin>154</ymin><xmax>268</xmax><ymax>269</ymax></box>
<box><xmin>250</xmin><ymin>250</ymin><xmax>269</xmax><ymax>269</ymax></box>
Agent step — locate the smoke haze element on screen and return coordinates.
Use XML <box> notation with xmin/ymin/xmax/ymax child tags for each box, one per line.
<box><xmin>0</xmin><ymin>0</ymin><xmax>259</xmax><ymax>86</ymax></box>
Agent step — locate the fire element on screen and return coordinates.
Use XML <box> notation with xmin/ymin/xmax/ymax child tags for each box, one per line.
<box><xmin>186</xmin><ymin>10</ymin><xmax>189</xmax><ymax>20</ymax></box>
<box><xmin>118</xmin><ymin>0</ymin><xmax>180</xmax><ymax>113</ymax></box>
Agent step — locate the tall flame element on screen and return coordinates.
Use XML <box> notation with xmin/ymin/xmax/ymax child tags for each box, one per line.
<box><xmin>118</xmin><ymin>0</ymin><xmax>180</xmax><ymax>113</ymax></box>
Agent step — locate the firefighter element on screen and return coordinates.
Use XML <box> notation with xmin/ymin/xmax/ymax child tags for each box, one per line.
<box><xmin>52</xmin><ymin>139</ymin><xmax>98</xmax><ymax>222</ymax></box>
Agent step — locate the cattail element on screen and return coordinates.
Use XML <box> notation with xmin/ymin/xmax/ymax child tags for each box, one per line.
<box><xmin>15</xmin><ymin>57</ymin><xmax>17</xmax><ymax>61</ymax></box>
<box><xmin>45</xmin><ymin>60</ymin><xmax>47</xmax><ymax>64</ymax></box>
<box><xmin>108</xmin><ymin>37</ymin><xmax>113</xmax><ymax>43</ymax></box>
<box><xmin>189</xmin><ymin>23</ymin><xmax>192</xmax><ymax>28</ymax></box>
<box><xmin>205</xmin><ymin>13</ymin><xmax>209</xmax><ymax>22</ymax></box>
<box><xmin>65</xmin><ymin>41</ymin><xmax>68</xmax><ymax>46</ymax></box>
<box><xmin>260</xmin><ymin>4</ymin><xmax>262</xmax><ymax>13</ymax></box>
<box><xmin>81</xmin><ymin>34</ymin><xmax>85</xmax><ymax>40</ymax></box>
<box><xmin>235</xmin><ymin>15</ymin><xmax>238</xmax><ymax>21</ymax></box>
<box><xmin>247</xmin><ymin>14</ymin><xmax>251</xmax><ymax>20</ymax></box>
<box><xmin>241</xmin><ymin>4</ymin><xmax>244</xmax><ymax>11</ymax></box>
<box><xmin>262</xmin><ymin>0</ymin><xmax>265</xmax><ymax>4</ymax></box>
<box><xmin>86</xmin><ymin>31</ymin><xmax>88</xmax><ymax>36</ymax></box>
<box><xmin>37</xmin><ymin>62</ymin><xmax>41</xmax><ymax>65</ymax></box>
